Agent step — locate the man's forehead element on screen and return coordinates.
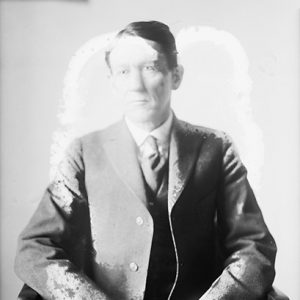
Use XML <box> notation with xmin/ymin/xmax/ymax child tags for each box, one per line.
<box><xmin>109</xmin><ymin>36</ymin><xmax>165</xmax><ymax>64</ymax></box>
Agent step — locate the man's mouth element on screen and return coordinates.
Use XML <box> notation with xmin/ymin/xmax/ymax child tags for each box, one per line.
<box><xmin>129</xmin><ymin>99</ymin><xmax>148</xmax><ymax>104</ymax></box>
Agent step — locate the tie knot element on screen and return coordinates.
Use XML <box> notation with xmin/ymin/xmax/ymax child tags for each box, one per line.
<box><xmin>140</xmin><ymin>135</ymin><xmax>159</xmax><ymax>159</ymax></box>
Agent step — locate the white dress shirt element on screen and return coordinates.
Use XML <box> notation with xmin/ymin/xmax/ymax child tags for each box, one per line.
<box><xmin>125</xmin><ymin>112</ymin><xmax>173</xmax><ymax>160</ymax></box>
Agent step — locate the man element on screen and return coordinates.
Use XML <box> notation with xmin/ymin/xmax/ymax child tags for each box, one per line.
<box><xmin>15</xmin><ymin>21</ymin><xmax>277</xmax><ymax>300</ymax></box>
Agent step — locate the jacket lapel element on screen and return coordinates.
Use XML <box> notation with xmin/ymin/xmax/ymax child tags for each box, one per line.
<box><xmin>102</xmin><ymin>120</ymin><xmax>148</xmax><ymax>207</ymax></box>
<box><xmin>168</xmin><ymin>117</ymin><xmax>202</xmax><ymax>213</ymax></box>
<box><xmin>102</xmin><ymin>117</ymin><xmax>203</xmax><ymax>213</ymax></box>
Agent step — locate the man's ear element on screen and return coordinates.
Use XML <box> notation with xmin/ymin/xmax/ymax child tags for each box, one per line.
<box><xmin>104</xmin><ymin>63</ymin><xmax>116</xmax><ymax>90</ymax></box>
<box><xmin>171</xmin><ymin>65</ymin><xmax>184</xmax><ymax>90</ymax></box>
<box><xmin>107</xmin><ymin>70</ymin><xmax>118</xmax><ymax>95</ymax></box>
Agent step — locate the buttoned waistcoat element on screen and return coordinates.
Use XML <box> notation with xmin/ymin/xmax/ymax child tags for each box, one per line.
<box><xmin>15</xmin><ymin>117</ymin><xmax>276</xmax><ymax>300</ymax></box>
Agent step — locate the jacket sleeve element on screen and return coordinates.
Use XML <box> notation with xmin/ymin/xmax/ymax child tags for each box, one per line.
<box><xmin>14</xmin><ymin>139</ymin><xmax>109</xmax><ymax>300</ymax></box>
<box><xmin>201</xmin><ymin>134</ymin><xmax>277</xmax><ymax>300</ymax></box>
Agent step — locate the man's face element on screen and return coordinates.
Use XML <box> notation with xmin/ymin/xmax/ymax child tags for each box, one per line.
<box><xmin>109</xmin><ymin>36</ymin><xmax>181</xmax><ymax>128</ymax></box>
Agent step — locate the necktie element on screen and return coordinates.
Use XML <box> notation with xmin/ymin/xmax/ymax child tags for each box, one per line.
<box><xmin>139</xmin><ymin>135</ymin><xmax>167</xmax><ymax>194</ymax></box>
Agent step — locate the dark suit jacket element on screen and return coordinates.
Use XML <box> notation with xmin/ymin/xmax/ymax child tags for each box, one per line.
<box><xmin>15</xmin><ymin>117</ymin><xmax>276</xmax><ymax>300</ymax></box>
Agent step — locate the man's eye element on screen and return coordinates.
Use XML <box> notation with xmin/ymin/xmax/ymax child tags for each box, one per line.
<box><xmin>117</xmin><ymin>69</ymin><xmax>129</xmax><ymax>75</ymax></box>
<box><xmin>144</xmin><ymin>65</ymin><xmax>157</xmax><ymax>72</ymax></box>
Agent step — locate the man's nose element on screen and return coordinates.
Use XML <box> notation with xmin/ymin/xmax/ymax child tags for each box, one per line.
<box><xmin>128</xmin><ymin>70</ymin><xmax>145</xmax><ymax>91</ymax></box>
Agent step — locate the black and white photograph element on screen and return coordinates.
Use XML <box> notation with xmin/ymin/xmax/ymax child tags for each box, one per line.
<box><xmin>0</xmin><ymin>1</ymin><xmax>299</xmax><ymax>299</ymax></box>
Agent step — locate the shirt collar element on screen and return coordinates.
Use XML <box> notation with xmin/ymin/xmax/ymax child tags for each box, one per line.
<box><xmin>125</xmin><ymin>112</ymin><xmax>173</xmax><ymax>148</ymax></box>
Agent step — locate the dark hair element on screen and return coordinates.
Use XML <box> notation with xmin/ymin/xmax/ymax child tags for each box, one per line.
<box><xmin>105</xmin><ymin>21</ymin><xmax>178</xmax><ymax>70</ymax></box>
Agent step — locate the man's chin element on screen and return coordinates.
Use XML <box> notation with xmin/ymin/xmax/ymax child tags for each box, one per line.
<box><xmin>125</xmin><ymin>110</ymin><xmax>157</xmax><ymax>124</ymax></box>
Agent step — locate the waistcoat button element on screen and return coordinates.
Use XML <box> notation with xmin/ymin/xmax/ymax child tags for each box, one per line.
<box><xmin>129</xmin><ymin>262</ymin><xmax>139</xmax><ymax>272</ymax></box>
<box><xmin>136</xmin><ymin>217</ymin><xmax>144</xmax><ymax>226</ymax></box>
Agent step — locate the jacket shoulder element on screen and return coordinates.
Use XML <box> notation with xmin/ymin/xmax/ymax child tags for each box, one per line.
<box><xmin>58</xmin><ymin>122</ymin><xmax>122</xmax><ymax>170</ymax></box>
<box><xmin>76</xmin><ymin>121</ymin><xmax>122</xmax><ymax>148</ymax></box>
<box><xmin>177</xmin><ymin>119</ymin><xmax>231</xmax><ymax>145</ymax></box>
